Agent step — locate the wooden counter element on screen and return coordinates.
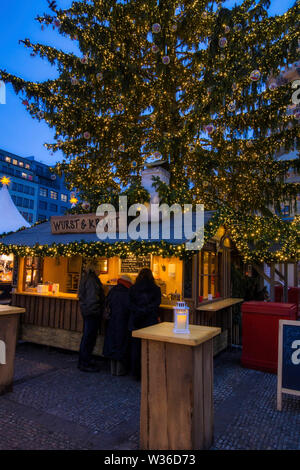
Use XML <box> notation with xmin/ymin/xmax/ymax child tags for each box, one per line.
<box><xmin>0</xmin><ymin>305</ymin><xmax>26</xmax><ymax>316</ymax></box>
<box><xmin>133</xmin><ymin>322</ymin><xmax>221</xmax><ymax>450</ymax></box>
<box><xmin>14</xmin><ymin>291</ymin><xmax>78</xmax><ymax>300</ymax></box>
<box><xmin>11</xmin><ymin>292</ymin><xmax>88</xmax><ymax>353</ymax></box>
<box><xmin>195</xmin><ymin>298</ymin><xmax>244</xmax><ymax>350</ymax></box>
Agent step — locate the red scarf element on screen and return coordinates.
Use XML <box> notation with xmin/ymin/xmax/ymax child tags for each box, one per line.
<box><xmin>117</xmin><ymin>278</ymin><xmax>132</xmax><ymax>289</ymax></box>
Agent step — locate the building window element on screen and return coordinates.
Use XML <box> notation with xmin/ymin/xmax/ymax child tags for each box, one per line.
<box><xmin>17</xmin><ymin>183</ymin><xmax>23</xmax><ymax>192</ymax></box>
<box><xmin>38</xmin><ymin>214</ymin><xmax>47</xmax><ymax>221</ymax></box>
<box><xmin>61</xmin><ymin>194</ymin><xmax>67</xmax><ymax>202</ymax></box>
<box><xmin>39</xmin><ymin>201</ymin><xmax>47</xmax><ymax>210</ymax></box>
<box><xmin>21</xmin><ymin>172</ymin><xmax>28</xmax><ymax>179</ymax></box>
<box><xmin>12</xmin><ymin>182</ymin><xmax>17</xmax><ymax>191</ymax></box>
<box><xmin>19</xmin><ymin>161</ymin><xmax>24</xmax><ymax>167</ymax></box>
<box><xmin>29</xmin><ymin>199</ymin><xmax>34</xmax><ymax>209</ymax></box>
<box><xmin>16</xmin><ymin>197</ymin><xmax>23</xmax><ymax>207</ymax></box>
<box><xmin>50</xmin><ymin>190</ymin><xmax>58</xmax><ymax>200</ymax></box>
<box><xmin>23</xmin><ymin>198</ymin><xmax>29</xmax><ymax>209</ymax></box>
<box><xmin>60</xmin><ymin>206</ymin><xmax>67</xmax><ymax>214</ymax></box>
<box><xmin>25</xmin><ymin>164</ymin><xmax>30</xmax><ymax>170</ymax></box>
<box><xmin>50</xmin><ymin>203</ymin><xmax>57</xmax><ymax>212</ymax></box>
<box><xmin>12</xmin><ymin>159</ymin><xmax>18</xmax><ymax>166</ymax></box>
<box><xmin>40</xmin><ymin>188</ymin><xmax>48</xmax><ymax>197</ymax></box>
<box><xmin>5</xmin><ymin>156</ymin><xmax>11</xmax><ymax>163</ymax></box>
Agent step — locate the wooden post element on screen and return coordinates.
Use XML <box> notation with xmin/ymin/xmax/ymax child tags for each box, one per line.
<box><xmin>133</xmin><ymin>322</ymin><xmax>220</xmax><ymax>450</ymax></box>
<box><xmin>0</xmin><ymin>305</ymin><xmax>25</xmax><ymax>395</ymax></box>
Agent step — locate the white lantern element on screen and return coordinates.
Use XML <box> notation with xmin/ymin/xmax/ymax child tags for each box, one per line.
<box><xmin>173</xmin><ymin>301</ymin><xmax>190</xmax><ymax>334</ymax></box>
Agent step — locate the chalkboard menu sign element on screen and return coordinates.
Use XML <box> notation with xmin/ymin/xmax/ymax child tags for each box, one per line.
<box><xmin>120</xmin><ymin>254</ymin><xmax>151</xmax><ymax>274</ymax></box>
<box><xmin>277</xmin><ymin>320</ymin><xmax>300</xmax><ymax>410</ymax></box>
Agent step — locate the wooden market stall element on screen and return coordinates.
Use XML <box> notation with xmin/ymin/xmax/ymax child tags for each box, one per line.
<box><xmin>0</xmin><ymin>211</ymin><xmax>239</xmax><ymax>355</ymax></box>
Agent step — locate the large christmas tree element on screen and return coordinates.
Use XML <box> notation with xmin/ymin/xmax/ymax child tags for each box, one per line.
<box><xmin>1</xmin><ymin>0</ymin><xmax>299</xmax><ymax>261</ymax></box>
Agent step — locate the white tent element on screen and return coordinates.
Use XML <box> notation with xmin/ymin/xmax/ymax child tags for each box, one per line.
<box><xmin>0</xmin><ymin>184</ymin><xmax>30</xmax><ymax>234</ymax></box>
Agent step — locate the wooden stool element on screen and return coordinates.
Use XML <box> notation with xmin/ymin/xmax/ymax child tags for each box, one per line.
<box><xmin>132</xmin><ymin>322</ymin><xmax>220</xmax><ymax>450</ymax></box>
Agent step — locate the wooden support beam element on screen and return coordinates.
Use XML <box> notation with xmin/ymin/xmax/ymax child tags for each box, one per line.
<box><xmin>275</xmin><ymin>269</ymin><xmax>285</xmax><ymax>281</ymax></box>
<box><xmin>252</xmin><ymin>264</ymin><xmax>272</xmax><ymax>284</ymax></box>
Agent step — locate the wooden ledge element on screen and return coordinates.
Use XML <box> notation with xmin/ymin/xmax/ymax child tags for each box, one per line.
<box><xmin>0</xmin><ymin>305</ymin><xmax>25</xmax><ymax>316</ymax></box>
<box><xmin>196</xmin><ymin>298</ymin><xmax>244</xmax><ymax>312</ymax></box>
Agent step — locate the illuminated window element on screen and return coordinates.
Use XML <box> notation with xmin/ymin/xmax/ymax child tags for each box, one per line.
<box><xmin>12</xmin><ymin>159</ymin><xmax>18</xmax><ymax>165</ymax></box>
<box><xmin>40</xmin><ymin>187</ymin><xmax>48</xmax><ymax>197</ymax></box>
<box><xmin>61</xmin><ymin>194</ymin><xmax>67</xmax><ymax>202</ymax></box>
<box><xmin>5</xmin><ymin>156</ymin><xmax>11</xmax><ymax>163</ymax></box>
<box><xmin>50</xmin><ymin>190</ymin><xmax>58</xmax><ymax>200</ymax></box>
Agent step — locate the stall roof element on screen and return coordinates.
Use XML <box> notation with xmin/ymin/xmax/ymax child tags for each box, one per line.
<box><xmin>0</xmin><ymin>212</ymin><xmax>216</xmax><ymax>247</ymax></box>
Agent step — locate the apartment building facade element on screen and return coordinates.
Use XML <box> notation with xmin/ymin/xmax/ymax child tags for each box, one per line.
<box><xmin>0</xmin><ymin>149</ymin><xmax>71</xmax><ymax>224</ymax></box>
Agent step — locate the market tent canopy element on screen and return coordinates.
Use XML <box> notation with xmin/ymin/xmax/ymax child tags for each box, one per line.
<box><xmin>0</xmin><ymin>184</ymin><xmax>30</xmax><ymax>234</ymax></box>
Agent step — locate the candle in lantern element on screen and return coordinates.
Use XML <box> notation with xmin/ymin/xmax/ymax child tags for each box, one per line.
<box><xmin>177</xmin><ymin>314</ymin><xmax>187</xmax><ymax>331</ymax></box>
<box><xmin>173</xmin><ymin>301</ymin><xmax>190</xmax><ymax>334</ymax></box>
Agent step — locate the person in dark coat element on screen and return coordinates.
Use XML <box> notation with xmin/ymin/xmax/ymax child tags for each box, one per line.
<box><xmin>129</xmin><ymin>268</ymin><xmax>161</xmax><ymax>379</ymax></box>
<box><xmin>78</xmin><ymin>259</ymin><xmax>105</xmax><ymax>372</ymax></box>
<box><xmin>103</xmin><ymin>275</ymin><xmax>133</xmax><ymax>376</ymax></box>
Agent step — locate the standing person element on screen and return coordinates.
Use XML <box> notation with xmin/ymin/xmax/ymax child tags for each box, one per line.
<box><xmin>103</xmin><ymin>275</ymin><xmax>133</xmax><ymax>376</ymax></box>
<box><xmin>78</xmin><ymin>259</ymin><xmax>105</xmax><ymax>372</ymax></box>
<box><xmin>129</xmin><ymin>268</ymin><xmax>161</xmax><ymax>379</ymax></box>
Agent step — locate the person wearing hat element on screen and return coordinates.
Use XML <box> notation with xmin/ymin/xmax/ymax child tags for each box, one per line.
<box><xmin>103</xmin><ymin>275</ymin><xmax>133</xmax><ymax>375</ymax></box>
<box><xmin>78</xmin><ymin>259</ymin><xmax>105</xmax><ymax>372</ymax></box>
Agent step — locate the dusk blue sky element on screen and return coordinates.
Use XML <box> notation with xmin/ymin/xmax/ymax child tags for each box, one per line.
<box><xmin>0</xmin><ymin>0</ymin><xmax>295</xmax><ymax>166</ymax></box>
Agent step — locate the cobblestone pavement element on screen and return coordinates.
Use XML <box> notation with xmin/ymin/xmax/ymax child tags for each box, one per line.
<box><xmin>0</xmin><ymin>342</ymin><xmax>299</xmax><ymax>450</ymax></box>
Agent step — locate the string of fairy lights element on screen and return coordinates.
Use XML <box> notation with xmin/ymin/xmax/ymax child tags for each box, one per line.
<box><xmin>0</xmin><ymin>0</ymin><xmax>299</xmax><ymax>262</ymax></box>
<box><xmin>0</xmin><ymin>200</ymin><xmax>298</xmax><ymax>262</ymax></box>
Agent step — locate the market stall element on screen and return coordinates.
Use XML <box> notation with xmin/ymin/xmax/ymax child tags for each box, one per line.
<box><xmin>0</xmin><ymin>211</ymin><xmax>235</xmax><ymax>355</ymax></box>
<box><xmin>0</xmin><ymin>179</ymin><xmax>30</xmax><ymax>302</ymax></box>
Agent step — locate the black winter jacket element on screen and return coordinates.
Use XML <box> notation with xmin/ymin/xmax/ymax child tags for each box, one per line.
<box><xmin>78</xmin><ymin>270</ymin><xmax>105</xmax><ymax>317</ymax></box>
<box><xmin>129</xmin><ymin>279</ymin><xmax>161</xmax><ymax>331</ymax></box>
<box><xmin>103</xmin><ymin>283</ymin><xmax>131</xmax><ymax>361</ymax></box>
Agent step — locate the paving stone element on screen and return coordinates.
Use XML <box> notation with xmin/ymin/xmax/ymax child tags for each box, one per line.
<box><xmin>0</xmin><ymin>343</ymin><xmax>299</xmax><ymax>449</ymax></box>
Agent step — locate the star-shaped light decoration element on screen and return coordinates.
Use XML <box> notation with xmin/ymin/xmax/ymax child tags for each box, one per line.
<box><xmin>1</xmin><ymin>176</ymin><xmax>11</xmax><ymax>186</ymax></box>
<box><xmin>70</xmin><ymin>196</ymin><xmax>78</xmax><ymax>207</ymax></box>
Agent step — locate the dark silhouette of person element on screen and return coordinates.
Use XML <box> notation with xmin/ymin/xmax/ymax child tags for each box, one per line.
<box><xmin>78</xmin><ymin>259</ymin><xmax>105</xmax><ymax>372</ymax></box>
<box><xmin>103</xmin><ymin>275</ymin><xmax>133</xmax><ymax>376</ymax></box>
<box><xmin>129</xmin><ymin>268</ymin><xmax>161</xmax><ymax>379</ymax></box>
